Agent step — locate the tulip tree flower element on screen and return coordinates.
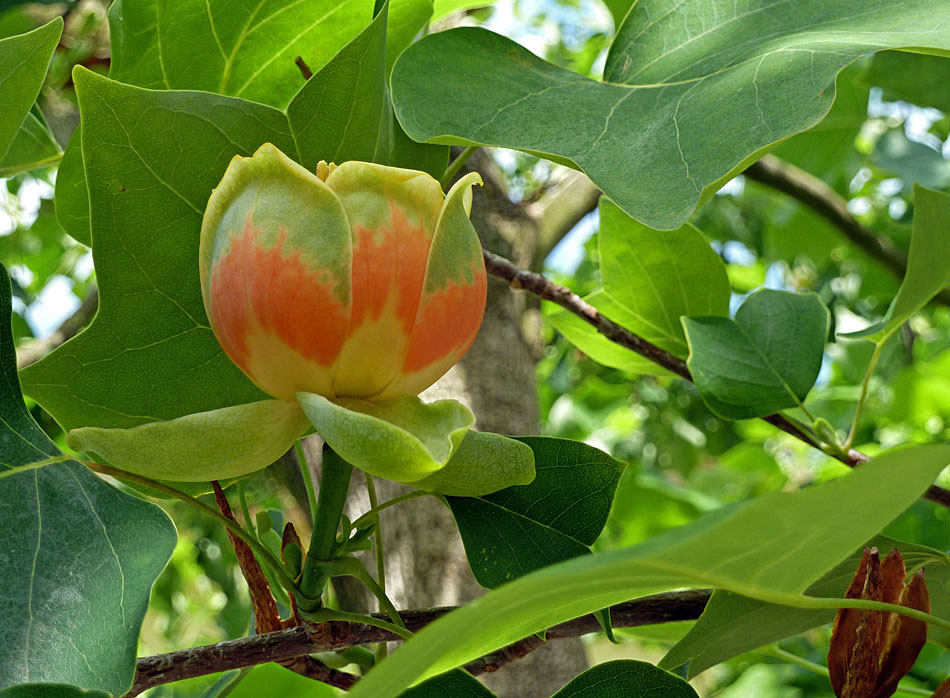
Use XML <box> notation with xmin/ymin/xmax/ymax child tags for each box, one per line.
<box><xmin>69</xmin><ymin>145</ymin><xmax>534</xmax><ymax>494</ymax></box>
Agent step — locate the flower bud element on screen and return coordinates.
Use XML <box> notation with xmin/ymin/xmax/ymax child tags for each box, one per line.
<box><xmin>199</xmin><ymin>144</ymin><xmax>486</xmax><ymax>402</ymax></box>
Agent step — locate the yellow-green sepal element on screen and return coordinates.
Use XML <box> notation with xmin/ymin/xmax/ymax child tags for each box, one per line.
<box><xmin>407</xmin><ymin>430</ymin><xmax>535</xmax><ymax>496</ymax></box>
<box><xmin>67</xmin><ymin>400</ymin><xmax>310</xmax><ymax>481</ymax></box>
<box><xmin>297</xmin><ymin>392</ymin><xmax>474</xmax><ymax>482</ymax></box>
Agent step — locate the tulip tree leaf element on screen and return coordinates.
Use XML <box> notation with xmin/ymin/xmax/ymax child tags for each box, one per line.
<box><xmin>0</xmin><ymin>109</ymin><xmax>61</xmax><ymax>177</ymax></box>
<box><xmin>0</xmin><ymin>18</ymin><xmax>61</xmax><ymax>163</ymax></box>
<box><xmin>408</xmin><ymin>430</ymin><xmax>535</xmax><ymax>496</ymax></box>
<box><xmin>67</xmin><ymin>400</ymin><xmax>310</xmax><ymax>482</ymax></box>
<box><xmin>598</xmin><ymin>198</ymin><xmax>729</xmax><ymax>357</ymax></box>
<box><xmin>845</xmin><ymin>185</ymin><xmax>950</xmax><ymax>341</ymax></box>
<box><xmin>107</xmin><ymin>0</ymin><xmax>369</xmax><ymax>108</ymax></box>
<box><xmin>865</xmin><ymin>51</ymin><xmax>950</xmax><ymax>113</ymax></box>
<box><xmin>446</xmin><ymin>437</ymin><xmax>624</xmax><ymax>588</ymax></box>
<box><xmin>0</xmin><ymin>263</ymin><xmax>177</xmax><ymax>696</ymax></box>
<box><xmin>551</xmin><ymin>660</ymin><xmax>699</xmax><ymax>698</ymax></box>
<box><xmin>683</xmin><ymin>289</ymin><xmax>829</xmax><ymax>420</ymax></box>
<box><xmin>21</xmin><ymin>69</ymin><xmax>288</xmax><ymax>431</ymax></box>
<box><xmin>346</xmin><ymin>445</ymin><xmax>950</xmax><ymax>698</ymax></box>
<box><xmin>397</xmin><ymin>670</ymin><xmax>496</xmax><ymax>697</ymax></box>
<box><xmin>387</xmin><ymin>0</ymin><xmax>433</xmax><ymax>76</ymax></box>
<box><xmin>661</xmin><ymin>536</ymin><xmax>949</xmax><ymax>677</ymax></box>
<box><xmin>391</xmin><ymin>3</ymin><xmax>950</xmax><ymax>230</ymax></box>
<box><xmin>297</xmin><ymin>392</ymin><xmax>474</xmax><ymax>483</ymax></box>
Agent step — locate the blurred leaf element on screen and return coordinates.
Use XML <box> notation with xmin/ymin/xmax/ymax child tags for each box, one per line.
<box><xmin>683</xmin><ymin>290</ymin><xmax>829</xmax><ymax>420</ymax></box>
<box><xmin>346</xmin><ymin>444</ymin><xmax>950</xmax><ymax>698</ymax></box>
<box><xmin>391</xmin><ymin>3</ymin><xmax>950</xmax><ymax>229</ymax></box>
<box><xmin>599</xmin><ymin>198</ymin><xmax>730</xmax><ymax>357</ymax></box>
<box><xmin>0</xmin><ymin>108</ymin><xmax>61</xmax><ymax>177</ymax></box>
<box><xmin>865</xmin><ymin>50</ymin><xmax>950</xmax><ymax>112</ymax></box>
<box><xmin>874</xmin><ymin>130</ymin><xmax>950</xmax><ymax>190</ymax></box>
<box><xmin>431</xmin><ymin>0</ymin><xmax>497</xmax><ymax>21</ymax></box>
<box><xmin>0</xmin><ymin>263</ymin><xmax>177</xmax><ymax>695</ymax></box>
<box><xmin>447</xmin><ymin>437</ymin><xmax>624</xmax><ymax>588</ymax></box>
<box><xmin>847</xmin><ymin>185</ymin><xmax>950</xmax><ymax>340</ymax></box>
<box><xmin>551</xmin><ymin>660</ymin><xmax>699</xmax><ymax>697</ymax></box>
<box><xmin>223</xmin><ymin>663</ymin><xmax>338</xmax><ymax>698</ymax></box>
<box><xmin>0</xmin><ymin>18</ymin><xmax>61</xmax><ymax>162</ymax></box>
<box><xmin>0</xmin><ymin>686</ymin><xmax>110</xmax><ymax>698</ymax></box>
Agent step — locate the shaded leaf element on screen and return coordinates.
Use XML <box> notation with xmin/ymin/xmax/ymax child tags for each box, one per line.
<box><xmin>865</xmin><ymin>51</ymin><xmax>950</xmax><ymax>113</ymax></box>
<box><xmin>446</xmin><ymin>437</ymin><xmax>624</xmax><ymax>588</ymax></box>
<box><xmin>0</xmin><ymin>263</ymin><xmax>176</xmax><ymax>695</ymax></box>
<box><xmin>398</xmin><ymin>669</ymin><xmax>496</xmax><ymax>697</ymax></box>
<box><xmin>0</xmin><ymin>109</ymin><xmax>61</xmax><ymax>177</ymax></box>
<box><xmin>551</xmin><ymin>660</ymin><xmax>698</xmax><ymax>698</ymax></box>
<box><xmin>0</xmin><ymin>18</ymin><xmax>60</xmax><ymax>162</ymax></box>
<box><xmin>847</xmin><ymin>185</ymin><xmax>950</xmax><ymax>340</ymax></box>
<box><xmin>346</xmin><ymin>445</ymin><xmax>950</xmax><ymax>698</ymax></box>
<box><xmin>392</xmin><ymin>3</ymin><xmax>950</xmax><ymax>229</ymax></box>
<box><xmin>0</xmin><ymin>686</ymin><xmax>111</xmax><ymax>698</ymax></box>
<box><xmin>683</xmin><ymin>289</ymin><xmax>829</xmax><ymax>419</ymax></box>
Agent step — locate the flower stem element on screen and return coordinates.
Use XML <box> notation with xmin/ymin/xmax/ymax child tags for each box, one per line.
<box><xmin>844</xmin><ymin>338</ymin><xmax>884</xmax><ymax>451</ymax></box>
<box><xmin>294</xmin><ymin>439</ymin><xmax>320</xmax><ymax>521</ymax></box>
<box><xmin>366</xmin><ymin>476</ymin><xmax>389</xmax><ymax>660</ymax></box>
<box><xmin>440</xmin><ymin>146</ymin><xmax>479</xmax><ymax>189</ymax></box>
<box><xmin>298</xmin><ymin>445</ymin><xmax>353</xmax><ymax>611</ymax></box>
<box><xmin>351</xmin><ymin>490</ymin><xmax>431</xmax><ymax>530</ymax></box>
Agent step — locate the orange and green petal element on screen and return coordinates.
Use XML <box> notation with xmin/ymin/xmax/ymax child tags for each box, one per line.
<box><xmin>323</xmin><ymin>161</ymin><xmax>445</xmax><ymax>397</ymax></box>
<box><xmin>200</xmin><ymin>144</ymin><xmax>352</xmax><ymax>400</ymax></box>
<box><xmin>381</xmin><ymin>172</ymin><xmax>486</xmax><ymax>399</ymax></box>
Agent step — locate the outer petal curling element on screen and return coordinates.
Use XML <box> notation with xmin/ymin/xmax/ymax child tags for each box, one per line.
<box><xmin>296</xmin><ymin>392</ymin><xmax>474</xmax><ymax>482</ymax></box>
<box><xmin>379</xmin><ymin>171</ymin><xmax>486</xmax><ymax>399</ymax></box>
<box><xmin>67</xmin><ymin>400</ymin><xmax>310</xmax><ymax>481</ymax></box>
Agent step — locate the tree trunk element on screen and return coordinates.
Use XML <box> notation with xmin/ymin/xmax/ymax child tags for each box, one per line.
<box><xmin>329</xmin><ymin>152</ymin><xmax>597</xmax><ymax>696</ymax></box>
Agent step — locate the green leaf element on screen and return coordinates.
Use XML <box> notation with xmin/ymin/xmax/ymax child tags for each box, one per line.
<box><xmin>598</xmin><ymin>198</ymin><xmax>730</xmax><ymax>357</ymax></box>
<box><xmin>67</xmin><ymin>399</ymin><xmax>309</xmax><ymax>482</ymax></box>
<box><xmin>547</xmin><ymin>292</ymin><xmax>660</xmax><ymax>376</ymax></box>
<box><xmin>107</xmin><ymin>0</ymin><xmax>369</xmax><ymax>108</ymax></box>
<box><xmin>0</xmin><ymin>263</ymin><xmax>177</xmax><ymax>695</ymax></box>
<box><xmin>874</xmin><ymin>130</ymin><xmax>950</xmax><ymax>190</ymax></box>
<box><xmin>387</xmin><ymin>0</ymin><xmax>433</xmax><ymax>76</ymax></box>
<box><xmin>53</xmin><ymin>134</ymin><xmax>90</xmax><ymax>246</ymax></box>
<box><xmin>446</xmin><ymin>437</ymin><xmax>624</xmax><ymax>588</ymax></box>
<box><xmin>407</xmin><ymin>430</ymin><xmax>535</xmax><ymax>496</ymax></box>
<box><xmin>223</xmin><ymin>662</ymin><xmax>338</xmax><ymax>698</ymax></box>
<box><xmin>391</xmin><ymin>3</ymin><xmax>950</xmax><ymax>229</ymax></box>
<box><xmin>0</xmin><ymin>18</ymin><xmax>61</xmax><ymax>162</ymax></box>
<box><xmin>660</xmin><ymin>535</ymin><xmax>948</xmax><ymax>677</ymax></box>
<box><xmin>0</xmin><ymin>108</ymin><xmax>61</xmax><ymax>177</ymax></box>
<box><xmin>551</xmin><ymin>660</ymin><xmax>699</xmax><ymax>698</ymax></box>
<box><xmin>297</xmin><ymin>392</ymin><xmax>474</xmax><ymax>482</ymax></box>
<box><xmin>0</xmin><ymin>686</ymin><xmax>111</xmax><ymax>698</ymax></box>
<box><xmin>846</xmin><ymin>185</ymin><xmax>950</xmax><ymax>340</ymax></box>
<box><xmin>345</xmin><ymin>444</ymin><xmax>950</xmax><ymax>698</ymax></box>
<box><xmin>398</xmin><ymin>670</ymin><xmax>496</xmax><ymax>697</ymax></box>
<box><xmin>430</xmin><ymin>0</ymin><xmax>496</xmax><ymax>21</ymax></box>
<box><xmin>21</xmin><ymin>69</ymin><xmax>289</xmax><ymax>431</ymax></box>
<box><xmin>865</xmin><ymin>50</ymin><xmax>950</xmax><ymax>112</ymax></box>
<box><xmin>683</xmin><ymin>289</ymin><xmax>829</xmax><ymax>420</ymax></box>
<box><xmin>287</xmin><ymin>3</ymin><xmax>389</xmax><ymax>168</ymax></box>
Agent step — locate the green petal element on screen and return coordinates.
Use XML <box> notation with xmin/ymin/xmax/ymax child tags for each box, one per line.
<box><xmin>67</xmin><ymin>400</ymin><xmax>309</xmax><ymax>481</ymax></box>
<box><xmin>407</xmin><ymin>431</ymin><xmax>535</xmax><ymax>496</ymax></box>
<box><xmin>297</xmin><ymin>392</ymin><xmax>474</xmax><ymax>482</ymax></box>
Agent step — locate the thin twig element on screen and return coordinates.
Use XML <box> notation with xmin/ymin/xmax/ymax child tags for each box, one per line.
<box><xmin>481</xmin><ymin>249</ymin><xmax>950</xmax><ymax>509</ymax></box>
<box><xmin>743</xmin><ymin>154</ymin><xmax>950</xmax><ymax>307</ymax></box>
<box><xmin>125</xmin><ymin>591</ymin><xmax>711</xmax><ymax>696</ymax></box>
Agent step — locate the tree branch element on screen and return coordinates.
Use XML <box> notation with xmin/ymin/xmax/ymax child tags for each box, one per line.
<box><xmin>481</xmin><ymin>249</ymin><xmax>950</xmax><ymax>510</ymax></box>
<box><xmin>126</xmin><ymin>591</ymin><xmax>710</xmax><ymax>696</ymax></box>
<box><xmin>743</xmin><ymin>154</ymin><xmax>950</xmax><ymax>307</ymax></box>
